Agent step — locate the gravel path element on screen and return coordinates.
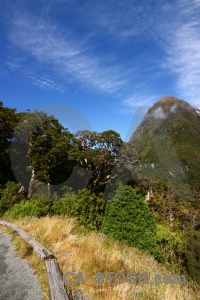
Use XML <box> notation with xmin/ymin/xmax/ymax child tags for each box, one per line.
<box><xmin>0</xmin><ymin>230</ymin><xmax>43</xmax><ymax>300</ymax></box>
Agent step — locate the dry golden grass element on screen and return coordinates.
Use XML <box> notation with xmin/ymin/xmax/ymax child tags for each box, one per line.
<box><xmin>1</xmin><ymin>216</ymin><xmax>199</xmax><ymax>300</ymax></box>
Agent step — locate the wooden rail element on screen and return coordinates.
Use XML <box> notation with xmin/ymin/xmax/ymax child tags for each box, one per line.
<box><xmin>0</xmin><ymin>220</ymin><xmax>69</xmax><ymax>300</ymax></box>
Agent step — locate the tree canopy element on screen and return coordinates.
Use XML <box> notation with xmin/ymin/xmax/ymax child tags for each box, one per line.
<box><xmin>0</xmin><ymin>101</ymin><xmax>20</xmax><ymax>184</ymax></box>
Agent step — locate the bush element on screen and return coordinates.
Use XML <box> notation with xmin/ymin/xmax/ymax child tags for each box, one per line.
<box><xmin>5</xmin><ymin>198</ymin><xmax>49</xmax><ymax>218</ymax></box>
<box><xmin>184</xmin><ymin>230</ymin><xmax>200</xmax><ymax>284</ymax></box>
<box><xmin>74</xmin><ymin>189</ymin><xmax>106</xmax><ymax>230</ymax></box>
<box><xmin>50</xmin><ymin>191</ymin><xmax>77</xmax><ymax>216</ymax></box>
<box><xmin>0</xmin><ymin>181</ymin><xmax>26</xmax><ymax>215</ymax></box>
<box><xmin>101</xmin><ymin>184</ymin><xmax>157</xmax><ymax>254</ymax></box>
<box><xmin>50</xmin><ymin>189</ymin><xmax>105</xmax><ymax>230</ymax></box>
<box><xmin>156</xmin><ymin>224</ymin><xmax>184</xmax><ymax>267</ymax></box>
<box><xmin>51</xmin><ymin>189</ymin><xmax>106</xmax><ymax>230</ymax></box>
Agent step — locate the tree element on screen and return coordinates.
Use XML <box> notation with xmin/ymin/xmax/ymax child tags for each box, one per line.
<box><xmin>103</xmin><ymin>142</ymin><xmax>139</xmax><ymax>198</ymax></box>
<box><xmin>11</xmin><ymin>110</ymin><xmax>76</xmax><ymax>197</ymax></box>
<box><xmin>101</xmin><ymin>185</ymin><xmax>157</xmax><ymax>254</ymax></box>
<box><xmin>75</xmin><ymin>130</ymin><xmax>123</xmax><ymax>193</ymax></box>
<box><xmin>0</xmin><ymin>101</ymin><xmax>19</xmax><ymax>184</ymax></box>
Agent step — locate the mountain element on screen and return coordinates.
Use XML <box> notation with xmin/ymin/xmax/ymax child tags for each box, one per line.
<box><xmin>130</xmin><ymin>96</ymin><xmax>200</xmax><ymax>198</ymax></box>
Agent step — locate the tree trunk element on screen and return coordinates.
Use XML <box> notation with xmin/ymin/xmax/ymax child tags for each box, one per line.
<box><xmin>47</xmin><ymin>182</ymin><xmax>51</xmax><ymax>195</ymax></box>
<box><xmin>28</xmin><ymin>167</ymin><xmax>36</xmax><ymax>199</ymax></box>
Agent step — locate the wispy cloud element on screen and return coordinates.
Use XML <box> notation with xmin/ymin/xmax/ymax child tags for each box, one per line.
<box><xmin>158</xmin><ymin>0</ymin><xmax>200</xmax><ymax>107</ymax></box>
<box><xmin>164</xmin><ymin>21</ymin><xmax>200</xmax><ymax>107</ymax></box>
<box><xmin>29</xmin><ymin>75</ymin><xmax>65</xmax><ymax>92</ymax></box>
<box><xmin>3</xmin><ymin>0</ymin><xmax>200</xmax><ymax>112</ymax></box>
<box><xmin>4</xmin><ymin>54</ymin><xmax>64</xmax><ymax>92</ymax></box>
<box><xmin>122</xmin><ymin>93</ymin><xmax>160</xmax><ymax>112</ymax></box>
<box><xmin>82</xmin><ymin>1</ymin><xmax>158</xmax><ymax>42</ymax></box>
<box><xmin>8</xmin><ymin>13</ymin><xmax>130</xmax><ymax>96</ymax></box>
<box><xmin>82</xmin><ymin>0</ymin><xmax>200</xmax><ymax>108</ymax></box>
<box><xmin>6</xmin><ymin>6</ymin><xmax>163</xmax><ymax>112</ymax></box>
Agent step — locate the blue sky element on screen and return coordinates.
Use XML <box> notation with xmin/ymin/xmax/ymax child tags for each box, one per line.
<box><xmin>0</xmin><ymin>0</ymin><xmax>200</xmax><ymax>140</ymax></box>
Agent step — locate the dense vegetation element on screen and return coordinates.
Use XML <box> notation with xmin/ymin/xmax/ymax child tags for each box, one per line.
<box><xmin>1</xmin><ymin>97</ymin><xmax>200</xmax><ymax>285</ymax></box>
<box><xmin>101</xmin><ymin>185</ymin><xmax>157</xmax><ymax>254</ymax></box>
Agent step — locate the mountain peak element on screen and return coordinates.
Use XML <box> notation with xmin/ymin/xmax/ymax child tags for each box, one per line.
<box><xmin>146</xmin><ymin>96</ymin><xmax>197</xmax><ymax>119</ymax></box>
<box><xmin>151</xmin><ymin>95</ymin><xmax>191</xmax><ymax>111</ymax></box>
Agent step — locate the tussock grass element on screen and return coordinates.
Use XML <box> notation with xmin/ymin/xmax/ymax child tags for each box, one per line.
<box><xmin>1</xmin><ymin>216</ymin><xmax>199</xmax><ymax>299</ymax></box>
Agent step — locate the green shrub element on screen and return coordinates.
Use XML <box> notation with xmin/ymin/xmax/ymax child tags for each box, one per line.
<box><xmin>74</xmin><ymin>189</ymin><xmax>106</xmax><ymax>230</ymax></box>
<box><xmin>156</xmin><ymin>224</ymin><xmax>184</xmax><ymax>267</ymax></box>
<box><xmin>51</xmin><ymin>189</ymin><xmax>106</xmax><ymax>230</ymax></box>
<box><xmin>184</xmin><ymin>230</ymin><xmax>200</xmax><ymax>284</ymax></box>
<box><xmin>50</xmin><ymin>191</ymin><xmax>77</xmax><ymax>216</ymax></box>
<box><xmin>101</xmin><ymin>184</ymin><xmax>157</xmax><ymax>254</ymax></box>
<box><xmin>0</xmin><ymin>181</ymin><xmax>26</xmax><ymax>215</ymax></box>
<box><xmin>5</xmin><ymin>198</ymin><xmax>49</xmax><ymax>218</ymax></box>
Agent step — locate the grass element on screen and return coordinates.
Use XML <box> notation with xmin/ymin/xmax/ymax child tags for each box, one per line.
<box><xmin>1</xmin><ymin>216</ymin><xmax>199</xmax><ymax>299</ymax></box>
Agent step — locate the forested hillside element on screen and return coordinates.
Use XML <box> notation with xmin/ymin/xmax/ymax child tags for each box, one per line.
<box><xmin>1</xmin><ymin>98</ymin><xmax>200</xmax><ymax>289</ymax></box>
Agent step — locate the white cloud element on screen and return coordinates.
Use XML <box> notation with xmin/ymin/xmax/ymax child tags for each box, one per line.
<box><xmin>169</xmin><ymin>104</ymin><xmax>177</xmax><ymax>113</ymax></box>
<box><xmin>8</xmin><ymin>14</ymin><xmax>129</xmax><ymax>96</ymax></box>
<box><xmin>4</xmin><ymin>0</ymin><xmax>200</xmax><ymax>111</ymax></box>
<box><xmin>95</xmin><ymin>0</ymin><xmax>200</xmax><ymax>108</ymax></box>
<box><xmin>122</xmin><ymin>93</ymin><xmax>160</xmax><ymax>111</ymax></box>
<box><xmin>84</xmin><ymin>1</ymin><xmax>159</xmax><ymax>42</ymax></box>
<box><xmin>151</xmin><ymin>107</ymin><xmax>167</xmax><ymax>120</ymax></box>
<box><xmin>6</xmin><ymin>7</ymin><xmax>163</xmax><ymax>112</ymax></box>
<box><xmin>159</xmin><ymin>0</ymin><xmax>200</xmax><ymax>107</ymax></box>
<box><xmin>30</xmin><ymin>75</ymin><xmax>64</xmax><ymax>92</ymax></box>
<box><xmin>148</xmin><ymin>104</ymin><xmax>178</xmax><ymax>120</ymax></box>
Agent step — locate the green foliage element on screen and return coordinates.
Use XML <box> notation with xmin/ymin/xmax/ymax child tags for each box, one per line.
<box><xmin>3</xmin><ymin>183</ymin><xmax>106</xmax><ymax>230</ymax></box>
<box><xmin>5</xmin><ymin>198</ymin><xmax>50</xmax><ymax>218</ymax></box>
<box><xmin>51</xmin><ymin>188</ymin><xmax>106</xmax><ymax>230</ymax></box>
<box><xmin>184</xmin><ymin>230</ymin><xmax>200</xmax><ymax>284</ymax></box>
<box><xmin>2</xmin><ymin>99</ymin><xmax>200</xmax><ymax>285</ymax></box>
<box><xmin>130</xmin><ymin>179</ymin><xmax>200</xmax><ymax>232</ymax></box>
<box><xmin>0</xmin><ymin>181</ymin><xmax>26</xmax><ymax>215</ymax></box>
<box><xmin>101</xmin><ymin>185</ymin><xmax>157</xmax><ymax>255</ymax></box>
<box><xmin>0</xmin><ymin>102</ymin><xmax>20</xmax><ymax>184</ymax></box>
<box><xmin>74</xmin><ymin>189</ymin><xmax>106</xmax><ymax>230</ymax></box>
<box><xmin>27</xmin><ymin>181</ymin><xmax>53</xmax><ymax>202</ymax></box>
<box><xmin>50</xmin><ymin>190</ymin><xmax>77</xmax><ymax>216</ymax></box>
<box><xmin>103</xmin><ymin>142</ymin><xmax>139</xmax><ymax>199</ymax></box>
<box><xmin>156</xmin><ymin>224</ymin><xmax>184</xmax><ymax>267</ymax></box>
<box><xmin>12</xmin><ymin>110</ymin><xmax>76</xmax><ymax>191</ymax></box>
<box><xmin>75</xmin><ymin>130</ymin><xmax>123</xmax><ymax>193</ymax></box>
